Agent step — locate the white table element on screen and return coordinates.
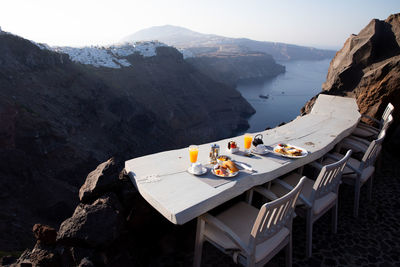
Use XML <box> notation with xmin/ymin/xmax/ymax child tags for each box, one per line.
<box><xmin>125</xmin><ymin>95</ymin><xmax>360</xmax><ymax>224</ymax></box>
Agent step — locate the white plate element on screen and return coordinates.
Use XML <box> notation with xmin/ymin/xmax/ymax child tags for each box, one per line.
<box><xmin>273</xmin><ymin>144</ymin><xmax>308</xmax><ymax>158</ymax></box>
<box><xmin>187</xmin><ymin>166</ymin><xmax>208</xmax><ymax>176</ymax></box>
<box><xmin>211</xmin><ymin>168</ymin><xmax>239</xmax><ymax>178</ymax></box>
<box><xmin>251</xmin><ymin>148</ymin><xmax>269</xmax><ymax>155</ymax></box>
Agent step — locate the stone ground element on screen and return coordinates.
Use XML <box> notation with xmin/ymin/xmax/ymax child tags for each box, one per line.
<box><xmin>117</xmin><ymin>149</ymin><xmax>400</xmax><ymax>267</ymax></box>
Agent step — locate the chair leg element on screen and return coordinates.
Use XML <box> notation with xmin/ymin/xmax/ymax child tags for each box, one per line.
<box><xmin>353</xmin><ymin>184</ymin><xmax>360</xmax><ymax>218</ymax></box>
<box><xmin>306</xmin><ymin>210</ymin><xmax>313</xmax><ymax>258</ymax></box>
<box><xmin>332</xmin><ymin>200</ymin><xmax>338</xmax><ymax>234</ymax></box>
<box><xmin>193</xmin><ymin>217</ymin><xmax>205</xmax><ymax>267</ymax></box>
<box><xmin>285</xmin><ymin>235</ymin><xmax>292</xmax><ymax>267</ymax></box>
<box><xmin>367</xmin><ymin>175</ymin><xmax>374</xmax><ymax>201</ymax></box>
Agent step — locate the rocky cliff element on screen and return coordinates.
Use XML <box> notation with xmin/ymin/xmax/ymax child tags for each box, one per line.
<box><xmin>302</xmin><ymin>13</ymin><xmax>400</xmax><ymax>145</ymax></box>
<box><xmin>186</xmin><ymin>52</ymin><xmax>285</xmax><ymax>87</ymax></box>
<box><xmin>0</xmin><ymin>32</ymin><xmax>254</xmax><ymax>251</ymax></box>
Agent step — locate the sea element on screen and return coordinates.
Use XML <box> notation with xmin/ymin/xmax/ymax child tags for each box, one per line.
<box><xmin>237</xmin><ymin>58</ymin><xmax>332</xmax><ymax>133</ymax></box>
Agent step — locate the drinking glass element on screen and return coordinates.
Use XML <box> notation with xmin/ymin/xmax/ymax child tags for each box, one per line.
<box><xmin>189</xmin><ymin>145</ymin><xmax>199</xmax><ymax>166</ymax></box>
<box><xmin>244</xmin><ymin>134</ymin><xmax>253</xmax><ymax>154</ymax></box>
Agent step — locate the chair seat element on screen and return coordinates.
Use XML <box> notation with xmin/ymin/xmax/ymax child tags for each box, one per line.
<box><xmin>352</xmin><ymin>125</ymin><xmax>378</xmax><ymax>138</ymax></box>
<box><xmin>323</xmin><ymin>153</ymin><xmax>375</xmax><ymax>184</ymax></box>
<box><xmin>269</xmin><ymin>173</ymin><xmax>337</xmax><ymax>215</ymax></box>
<box><xmin>203</xmin><ymin>201</ymin><xmax>289</xmax><ymax>263</ymax></box>
<box><xmin>340</xmin><ymin>137</ymin><xmax>369</xmax><ymax>153</ymax></box>
<box><xmin>313</xmin><ymin>192</ymin><xmax>337</xmax><ymax>214</ymax></box>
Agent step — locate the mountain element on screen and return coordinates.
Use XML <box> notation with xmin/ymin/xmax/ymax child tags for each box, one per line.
<box><xmin>0</xmin><ymin>30</ymin><xmax>254</xmax><ymax>250</ymax></box>
<box><xmin>122</xmin><ymin>25</ymin><xmax>337</xmax><ymax>61</ymax></box>
<box><xmin>302</xmin><ymin>13</ymin><xmax>400</xmax><ymax>150</ymax></box>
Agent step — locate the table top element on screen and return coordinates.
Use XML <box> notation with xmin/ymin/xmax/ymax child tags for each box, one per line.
<box><xmin>125</xmin><ymin>95</ymin><xmax>360</xmax><ymax>224</ymax></box>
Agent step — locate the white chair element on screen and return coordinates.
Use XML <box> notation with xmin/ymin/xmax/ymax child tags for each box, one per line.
<box><xmin>264</xmin><ymin>150</ymin><xmax>352</xmax><ymax>257</ymax></box>
<box><xmin>322</xmin><ymin>132</ymin><xmax>385</xmax><ymax>217</ymax></box>
<box><xmin>352</xmin><ymin>102</ymin><xmax>394</xmax><ymax>139</ymax></box>
<box><xmin>193</xmin><ymin>177</ymin><xmax>306</xmax><ymax>267</ymax></box>
<box><xmin>340</xmin><ymin>114</ymin><xmax>393</xmax><ymax>154</ymax></box>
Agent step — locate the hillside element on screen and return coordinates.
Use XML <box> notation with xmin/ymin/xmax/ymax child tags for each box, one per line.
<box><xmin>122</xmin><ymin>25</ymin><xmax>336</xmax><ymax>61</ymax></box>
<box><xmin>0</xmin><ymin>31</ymin><xmax>254</xmax><ymax>250</ymax></box>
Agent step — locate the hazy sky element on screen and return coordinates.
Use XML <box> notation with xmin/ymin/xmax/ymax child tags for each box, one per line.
<box><xmin>0</xmin><ymin>0</ymin><xmax>398</xmax><ymax>49</ymax></box>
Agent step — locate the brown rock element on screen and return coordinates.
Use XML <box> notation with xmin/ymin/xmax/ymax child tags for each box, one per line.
<box><xmin>32</xmin><ymin>224</ymin><xmax>57</xmax><ymax>245</ymax></box>
<box><xmin>78</xmin><ymin>257</ymin><xmax>94</xmax><ymax>267</ymax></box>
<box><xmin>57</xmin><ymin>192</ymin><xmax>124</xmax><ymax>248</ymax></box>
<box><xmin>79</xmin><ymin>158</ymin><xmax>120</xmax><ymax>203</ymax></box>
<box><xmin>29</xmin><ymin>242</ymin><xmax>60</xmax><ymax>267</ymax></box>
<box><xmin>302</xmin><ymin>13</ymin><xmax>400</xmax><ymax>131</ymax></box>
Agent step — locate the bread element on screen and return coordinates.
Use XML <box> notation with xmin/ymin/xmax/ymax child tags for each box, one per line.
<box><xmin>222</xmin><ymin>160</ymin><xmax>239</xmax><ymax>172</ymax></box>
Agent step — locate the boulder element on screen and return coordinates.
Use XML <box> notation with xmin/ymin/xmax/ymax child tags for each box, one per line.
<box><xmin>78</xmin><ymin>257</ymin><xmax>94</xmax><ymax>267</ymax></box>
<box><xmin>28</xmin><ymin>242</ymin><xmax>60</xmax><ymax>267</ymax></box>
<box><xmin>32</xmin><ymin>224</ymin><xmax>57</xmax><ymax>245</ymax></box>
<box><xmin>302</xmin><ymin>13</ymin><xmax>400</xmax><ymax>140</ymax></box>
<box><xmin>57</xmin><ymin>192</ymin><xmax>124</xmax><ymax>248</ymax></box>
<box><xmin>79</xmin><ymin>158</ymin><xmax>121</xmax><ymax>203</ymax></box>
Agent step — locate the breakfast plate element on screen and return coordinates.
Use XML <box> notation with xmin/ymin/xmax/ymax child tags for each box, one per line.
<box><xmin>187</xmin><ymin>166</ymin><xmax>208</xmax><ymax>176</ymax></box>
<box><xmin>273</xmin><ymin>143</ymin><xmax>308</xmax><ymax>158</ymax></box>
<box><xmin>211</xmin><ymin>168</ymin><xmax>239</xmax><ymax>178</ymax></box>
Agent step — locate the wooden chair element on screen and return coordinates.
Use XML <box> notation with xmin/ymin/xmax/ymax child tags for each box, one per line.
<box><xmin>193</xmin><ymin>177</ymin><xmax>306</xmax><ymax>267</ymax></box>
<box><xmin>352</xmin><ymin>102</ymin><xmax>394</xmax><ymax>139</ymax></box>
<box><xmin>264</xmin><ymin>150</ymin><xmax>352</xmax><ymax>257</ymax></box>
<box><xmin>322</xmin><ymin>132</ymin><xmax>385</xmax><ymax>217</ymax></box>
<box><xmin>340</xmin><ymin>114</ymin><xmax>392</xmax><ymax>154</ymax></box>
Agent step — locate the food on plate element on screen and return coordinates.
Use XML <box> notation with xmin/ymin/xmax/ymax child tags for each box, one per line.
<box><xmin>217</xmin><ymin>155</ymin><xmax>230</xmax><ymax>162</ymax></box>
<box><xmin>274</xmin><ymin>144</ymin><xmax>303</xmax><ymax>156</ymax></box>
<box><xmin>214</xmin><ymin>168</ymin><xmax>225</xmax><ymax>176</ymax></box>
<box><xmin>222</xmin><ymin>160</ymin><xmax>239</xmax><ymax>172</ymax></box>
<box><xmin>213</xmin><ymin>160</ymin><xmax>239</xmax><ymax>177</ymax></box>
<box><xmin>228</xmin><ymin>141</ymin><xmax>237</xmax><ymax>149</ymax></box>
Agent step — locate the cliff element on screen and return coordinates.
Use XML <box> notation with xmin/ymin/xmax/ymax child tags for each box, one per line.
<box><xmin>302</xmin><ymin>13</ymin><xmax>400</xmax><ymax>144</ymax></box>
<box><xmin>0</xmin><ymin>32</ymin><xmax>254</xmax><ymax>251</ymax></box>
<box><xmin>186</xmin><ymin>52</ymin><xmax>285</xmax><ymax>87</ymax></box>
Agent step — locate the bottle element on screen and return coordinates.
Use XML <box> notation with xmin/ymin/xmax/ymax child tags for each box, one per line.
<box><xmin>209</xmin><ymin>144</ymin><xmax>220</xmax><ymax>164</ymax></box>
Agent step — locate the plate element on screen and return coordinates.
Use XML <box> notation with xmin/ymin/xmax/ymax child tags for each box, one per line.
<box><xmin>211</xmin><ymin>168</ymin><xmax>239</xmax><ymax>178</ymax></box>
<box><xmin>251</xmin><ymin>148</ymin><xmax>269</xmax><ymax>155</ymax></box>
<box><xmin>273</xmin><ymin>144</ymin><xmax>308</xmax><ymax>158</ymax></box>
<box><xmin>187</xmin><ymin>166</ymin><xmax>208</xmax><ymax>176</ymax></box>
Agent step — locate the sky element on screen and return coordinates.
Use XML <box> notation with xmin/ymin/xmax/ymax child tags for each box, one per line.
<box><xmin>0</xmin><ymin>0</ymin><xmax>398</xmax><ymax>49</ymax></box>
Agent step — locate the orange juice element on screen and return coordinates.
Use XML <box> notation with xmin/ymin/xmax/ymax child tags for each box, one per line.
<box><xmin>244</xmin><ymin>134</ymin><xmax>252</xmax><ymax>150</ymax></box>
<box><xmin>189</xmin><ymin>145</ymin><xmax>199</xmax><ymax>163</ymax></box>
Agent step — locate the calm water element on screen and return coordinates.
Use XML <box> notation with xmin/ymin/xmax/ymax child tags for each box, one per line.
<box><xmin>237</xmin><ymin>59</ymin><xmax>331</xmax><ymax>133</ymax></box>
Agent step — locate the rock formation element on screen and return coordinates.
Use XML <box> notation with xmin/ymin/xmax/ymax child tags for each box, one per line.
<box><xmin>302</xmin><ymin>13</ymin><xmax>400</xmax><ymax>148</ymax></box>
<box><xmin>187</xmin><ymin>52</ymin><xmax>286</xmax><ymax>86</ymax></box>
<box><xmin>6</xmin><ymin>159</ymin><xmax>137</xmax><ymax>266</ymax></box>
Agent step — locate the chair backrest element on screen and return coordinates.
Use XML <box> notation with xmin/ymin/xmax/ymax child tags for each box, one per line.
<box><xmin>311</xmin><ymin>150</ymin><xmax>352</xmax><ymax>201</ymax></box>
<box><xmin>361</xmin><ymin>130</ymin><xmax>386</xmax><ymax>169</ymax></box>
<box><xmin>249</xmin><ymin>177</ymin><xmax>305</xmax><ymax>248</ymax></box>
<box><xmin>379</xmin><ymin>114</ymin><xmax>394</xmax><ymax>136</ymax></box>
<box><xmin>381</xmin><ymin>103</ymin><xmax>394</xmax><ymax>122</ymax></box>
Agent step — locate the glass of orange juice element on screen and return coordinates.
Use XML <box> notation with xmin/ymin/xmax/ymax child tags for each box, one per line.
<box><xmin>244</xmin><ymin>134</ymin><xmax>252</xmax><ymax>154</ymax></box>
<box><xmin>189</xmin><ymin>145</ymin><xmax>199</xmax><ymax>166</ymax></box>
